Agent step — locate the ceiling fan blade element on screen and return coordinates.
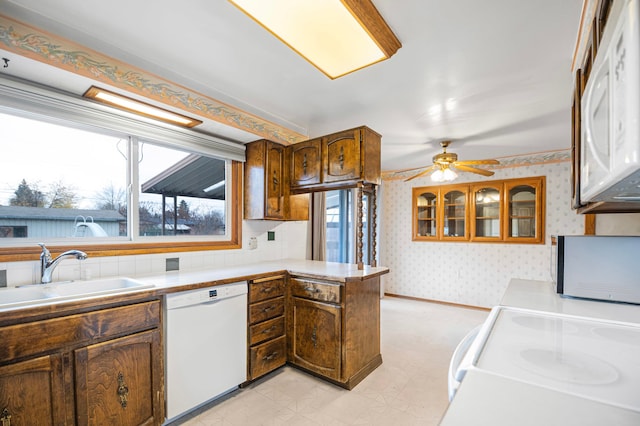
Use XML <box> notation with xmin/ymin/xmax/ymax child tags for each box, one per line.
<box><xmin>455</xmin><ymin>159</ymin><xmax>500</xmax><ymax>165</ymax></box>
<box><xmin>454</xmin><ymin>164</ymin><xmax>495</xmax><ymax>176</ymax></box>
<box><xmin>404</xmin><ymin>165</ymin><xmax>437</xmax><ymax>181</ymax></box>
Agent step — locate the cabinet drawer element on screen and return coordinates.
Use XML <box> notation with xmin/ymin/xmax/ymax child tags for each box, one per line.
<box><xmin>0</xmin><ymin>300</ymin><xmax>160</xmax><ymax>364</ymax></box>
<box><xmin>249</xmin><ymin>296</ymin><xmax>285</xmax><ymax>324</ymax></box>
<box><xmin>290</xmin><ymin>278</ymin><xmax>341</xmax><ymax>304</ymax></box>
<box><xmin>249</xmin><ymin>316</ymin><xmax>285</xmax><ymax>346</ymax></box>
<box><xmin>249</xmin><ymin>276</ymin><xmax>285</xmax><ymax>303</ymax></box>
<box><xmin>249</xmin><ymin>335</ymin><xmax>286</xmax><ymax>380</ymax></box>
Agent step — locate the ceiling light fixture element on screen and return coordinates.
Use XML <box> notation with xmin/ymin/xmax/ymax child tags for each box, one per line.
<box><xmin>431</xmin><ymin>166</ymin><xmax>458</xmax><ymax>183</ymax></box>
<box><xmin>228</xmin><ymin>0</ymin><xmax>401</xmax><ymax>79</ymax></box>
<box><xmin>83</xmin><ymin>86</ymin><xmax>202</xmax><ymax>128</ymax></box>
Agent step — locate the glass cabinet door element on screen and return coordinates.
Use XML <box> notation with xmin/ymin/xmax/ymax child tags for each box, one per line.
<box><xmin>413</xmin><ymin>188</ymin><xmax>438</xmax><ymax>240</ymax></box>
<box><xmin>471</xmin><ymin>185</ymin><xmax>501</xmax><ymax>240</ymax></box>
<box><xmin>442</xmin><ymin>188</ymin><xmax>467</xmax><ymax>239</ymax></box>
<box><xmin>504</xmin><ymin>178</ymin><xmax>544</xmax><ymax>243</ymax></box>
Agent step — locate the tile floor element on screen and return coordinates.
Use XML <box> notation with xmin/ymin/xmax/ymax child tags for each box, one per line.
<box><xmin>171</xmin><ymin>296</ymin><xmax>488</xmax><ymax>426</ymax></box>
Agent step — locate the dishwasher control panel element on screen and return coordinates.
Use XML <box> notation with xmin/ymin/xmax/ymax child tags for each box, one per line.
<box><xmin>165</xmin><ymin>281</ymin><xmax>247</xmax><ymax>310</ymax></box>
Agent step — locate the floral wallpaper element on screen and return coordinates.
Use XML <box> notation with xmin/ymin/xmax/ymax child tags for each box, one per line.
<box><xmin>380</xmin><ymin>153</ymin><xmax>584</xmax><ymax>308</ymax></box>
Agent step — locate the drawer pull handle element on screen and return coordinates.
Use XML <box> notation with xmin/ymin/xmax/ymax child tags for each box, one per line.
<box><xmin>117</xmin><ymin>372</ymin><xmax>129</xmax><ymax>409</ymax></box>
<box><xmin>263</xmin><ymin>351</ymin><xmax>279</xmax><ymax>361</ymax></box>
<box><xmin>304</xmin><ymin>286</ymin><xmax>321</xmax><ymax>293</ymax></box>
<box><xmin>311</xmin><ymin>325</ymin><xmax>318</xmax><ymax>348</ymax></box>
<box><xmin>1</xmin><ymin>408</ymin><xmax>11</xmax><ymax>426</ymax></box>
<box><xmin>261</xmin><ymin>325</ymin><xmax>277</xmax><ymax>334</ymax></box>
<box><xmin>262</xmin><ymin>306</ymin><xmax>276</xmax><ymax>313</ymax></box>
<box><xmin>261</xmin><ymin>287</ymin><xmax>274</xmax><ymax>293</ymax></box>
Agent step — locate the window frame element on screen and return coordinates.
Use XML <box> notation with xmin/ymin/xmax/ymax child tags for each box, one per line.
<box><xmin>0</xmin><ymin>77</ymin><xmax>244</xmax><ymax>262</ymax></box>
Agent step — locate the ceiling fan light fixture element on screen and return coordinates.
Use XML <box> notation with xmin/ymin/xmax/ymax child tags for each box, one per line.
<box><xmin>228</xmin><ymin>0</ymin><xmax>401</xmax><ymax>79</ymax></box>
<box><xmin>431</xmin><ymin>166</ymin><xmax>458</xmax><ymax>183</ymax></box>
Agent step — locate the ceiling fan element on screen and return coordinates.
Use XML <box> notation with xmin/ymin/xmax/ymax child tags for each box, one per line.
<box><xmin>404</xmin><ymin>141</ymin><xmax>500</xmax><ymax>182</ymax></box>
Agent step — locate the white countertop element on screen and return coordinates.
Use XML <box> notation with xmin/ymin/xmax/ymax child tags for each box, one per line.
<box><xmin>137</xmin><ymin>259</ymin><xmax>389</xmax><ymax>290</ymax></box>
<box><xmin>501</xmin><ymin>278</ymin><xmax>640</xmax><ymax>325</ymax></box>
<box><xmin>440</xmin><ymin>278</ymin><xmax>640</xmax><ymax>425</ymax></box>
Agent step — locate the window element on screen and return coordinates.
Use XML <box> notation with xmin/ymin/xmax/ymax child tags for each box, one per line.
<box><xmin>0</xmin><ymin>80</ymin><xmax>244</xmax><ymax>261</ymax></box>
<box><xmin>324</xmin><ymin>188</ymin><xmax>373</xmax><ymax>264</ymax></box>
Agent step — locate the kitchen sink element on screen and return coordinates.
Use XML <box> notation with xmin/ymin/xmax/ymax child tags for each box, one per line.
<box><xmin>0</xmin><ymin>277</ymin><xmax>154</xmax><ymax>310</ymax></box>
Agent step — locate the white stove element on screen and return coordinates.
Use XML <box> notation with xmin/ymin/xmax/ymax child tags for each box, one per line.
<box><xmin>455</xmin><ymin>306</ymin><xmax>640</xmax><ymax>412</ymax></box>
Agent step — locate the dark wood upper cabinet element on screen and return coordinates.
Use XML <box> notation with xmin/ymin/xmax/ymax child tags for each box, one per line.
<box><xmin>323</xmin><ymin>129</ymin><xmax>362</xmax><ymax>184</ymax></box>
<box><xmin>290</xmin><ymin>138</ymin><xmax>322</xmax><ymax>189</ymax></box>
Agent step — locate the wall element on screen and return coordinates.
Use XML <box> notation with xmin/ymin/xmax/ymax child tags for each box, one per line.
<box><xmin>380</xmin><ymin>157</ymin><xmax>584</xmax><ymax>308</ymax></box>
<box><xmin>0</xmin><ymin>220</ymin><xmax>308</xmax><ymax>287</ymax></box>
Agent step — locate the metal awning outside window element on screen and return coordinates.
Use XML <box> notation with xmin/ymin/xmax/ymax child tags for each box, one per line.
<box><xmin>141</xmin><ymin>154</ymin><xmax>226</xmax><ymax>235</ymax></box>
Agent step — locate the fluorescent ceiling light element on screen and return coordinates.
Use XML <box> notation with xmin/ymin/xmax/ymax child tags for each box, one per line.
<box><xmin>229</xmin><ymin>0</ymin><xmax>401</xmax><ymax>79</ymax></box>
<box><xmin>83</xmin><ymin>86</ymin><xmax>202</xmax><ymax>128</ymax></box>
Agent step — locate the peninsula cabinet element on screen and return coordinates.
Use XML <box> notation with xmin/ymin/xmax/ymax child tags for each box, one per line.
<box><xmin>244</xmin><ymin>139</ymin><xmax>309</xmax><ymax>221</ymax></box>
<box><xmin>412</xmin><ymin>176</ymin><xmax>545</xmax><ymax>244</ymax></box>
<box><xmin>287</xmin><ymin>275</ymin><xmax>382</xmax><ymax>389</ymax></box>
<box><xmin>0</xmin><ymin>298</ymin><xmax>163</xmax><ymax>426</ymax></box>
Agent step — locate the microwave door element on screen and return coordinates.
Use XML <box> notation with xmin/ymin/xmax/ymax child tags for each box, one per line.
<box><xmin>581</xmin><ymin>57</ymin><xmax>612</xmax><ymax>199</ymax></box>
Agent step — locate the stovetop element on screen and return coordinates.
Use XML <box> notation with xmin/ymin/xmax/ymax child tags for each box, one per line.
<box><xmin>469</xmin><ymin>307</ymin><xmax>640</xmax><ymax>412</ymax></box>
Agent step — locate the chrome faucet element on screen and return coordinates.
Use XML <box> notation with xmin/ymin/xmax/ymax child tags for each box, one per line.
<box><xmin>38</xmin><ymin>243</ymin><xmax>88</xmax><ymax>284</ymax></box>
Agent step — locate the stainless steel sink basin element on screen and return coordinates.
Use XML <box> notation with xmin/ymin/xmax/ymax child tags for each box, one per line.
<box><xmin>0</xmin><ymin>277</ymin><xmax>154</xmax><ymax>310</ymax></box>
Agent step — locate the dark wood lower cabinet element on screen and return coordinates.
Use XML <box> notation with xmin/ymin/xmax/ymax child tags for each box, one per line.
<box><xmin>291</xmin><ymin>297</ymin><xmax>341</xmax><ymax>381</ymax></box>
<box><xmin>75</xmin><ymin>329</ymin><xmax>162</xmax><ymax>426</ymax></box>
<box><xmin>0</xmin><ymin>354</ymin><xmax>67</xmax><ymax>425</ymax></box>
<box><xmin>287</xmin><ymin>275</ymin><xmax>382</xmax><ymax>389</ymax></box>
<box><xmin>0</xmin><ymin>297</ymin><xmax>163</xmax><ymax>426</ymax></box>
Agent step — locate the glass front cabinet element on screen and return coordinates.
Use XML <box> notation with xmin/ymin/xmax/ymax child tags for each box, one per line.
<box><xmin>504</xmin><ymin>178</ymin><xmax>544</xmax><ymax>243</ymax></box>
<box><xmin>442</xmin><ymin>187</ymin><xmax>468</xmax><ymax>240</ymax></box>
<box><xmin>413</xmin><ymin>188</ymin><xmax>438</xmax><ymax>240</ymax></box>
<box><xmin>412</xmin><ymin>176</ymin><xmax>545</xmax><ymax>244</ymax></box>
<box><xmin>471</xmin><ymin>183</ymin><xmax>502</xmax><ymax>241</ymax></box>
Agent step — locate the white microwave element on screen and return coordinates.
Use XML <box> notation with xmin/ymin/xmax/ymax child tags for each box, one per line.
<box><xmin>581</xmin><ymin>0</ymin><xmax>640</xmax><ymax>202</ymax></box>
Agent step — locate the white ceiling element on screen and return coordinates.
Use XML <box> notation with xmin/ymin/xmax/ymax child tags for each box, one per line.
<box><xmin>0</xmin><ymin>0</ymin><xmax>583</xmax><ymax>171</ymax></box>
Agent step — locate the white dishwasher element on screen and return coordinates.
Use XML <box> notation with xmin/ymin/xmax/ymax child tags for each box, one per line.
<box><xmin>165</xmin><ymin>281</ymin><xmax>247</xmax><ymax>422</ymax></box>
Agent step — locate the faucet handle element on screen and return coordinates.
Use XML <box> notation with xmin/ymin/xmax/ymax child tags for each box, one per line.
<box><xmin>37</xmin><ymin>243</ymin><xmax>51</xmax><ymax>259</ymax></box>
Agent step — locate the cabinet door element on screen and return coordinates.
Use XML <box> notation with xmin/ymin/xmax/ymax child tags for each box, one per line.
<box><xmin>291</xmin><ymin>297</ymin><xmax>341</xmax><ymax>381</ymax></box>
<box><xmin>504</xmin><ymin>178</ymin><xmax>544</xmax><ymax>244</ymax></box>
<box><xmin>470</xmin><ymin>184</ymin><xmax>502</xmax><ymax>241</ymax></box>
<box><xmin>0</xmin><ymin>354</ymin><xmax>67</xmax><ymax>425</ymax></box>
<box><xmin>441</xmin><ymin>187</ymin><xmax>468</xmax><ymax>240</ymax></box>
<box><xmin>412</xmin><ymin>188</ymin><xmax>439</xmax><ymax>240</ymax></box>
<box><xmin>265</xmin><ymin>142</ymin><xmax>285</xmax><ymax>219</ymax></box>
<box><xmin>74</xmin><ymin>329</ymin><xmax>162</xmax><ymax>426</ymax></box>
<box><xmin>323</xmin><ymin>129</ymin><xmax>361</xmax><ymax>183</ymax></box>
<box><xmin>290</xmin><ymin>138</ymin><xmax>321</xmax><ymax>188</ymax></box>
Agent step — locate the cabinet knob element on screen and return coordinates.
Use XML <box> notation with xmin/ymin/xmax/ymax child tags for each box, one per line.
<box><xmin>339</xmin><ymin>147</ymin><xmax>344</xmax><ymax>169</ymax></box>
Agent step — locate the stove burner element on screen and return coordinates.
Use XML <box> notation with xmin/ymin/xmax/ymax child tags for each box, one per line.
<box><xmin>519</xmin><ymin>349</ymin><xmax>619</xmax><ymax>385</ymax></box>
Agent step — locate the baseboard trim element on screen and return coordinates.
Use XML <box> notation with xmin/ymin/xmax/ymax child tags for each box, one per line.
<box><xmin>383</xmin><ymin>293</ymin><xmax>491</xmax><ymax>312</ymax></box>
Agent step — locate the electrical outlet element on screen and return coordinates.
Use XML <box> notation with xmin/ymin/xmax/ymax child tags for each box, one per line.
<box><xmin>166</xmin><ymin>258</ymin><xmax>180</xmax><ymax>271</ymax></box>
<box><xmin>267</xmin><ymin>231</ymin><xmax>275</xmax><ymax>241</ymax></box>
<box><xmin>248</xmin><ymin>236</ymin><xmax>258</xmax><ymax>250</ymax></box>
<box><xmin>0</xmin><ymin>270</ymin><xmax>6</xmax><ymax>287</ymax></box>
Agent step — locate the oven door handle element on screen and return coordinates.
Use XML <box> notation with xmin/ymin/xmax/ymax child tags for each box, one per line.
<box><xmin>448</xmin><ymin>324</ymin><xmax>482</xmax><ymax>402</ymax></box>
